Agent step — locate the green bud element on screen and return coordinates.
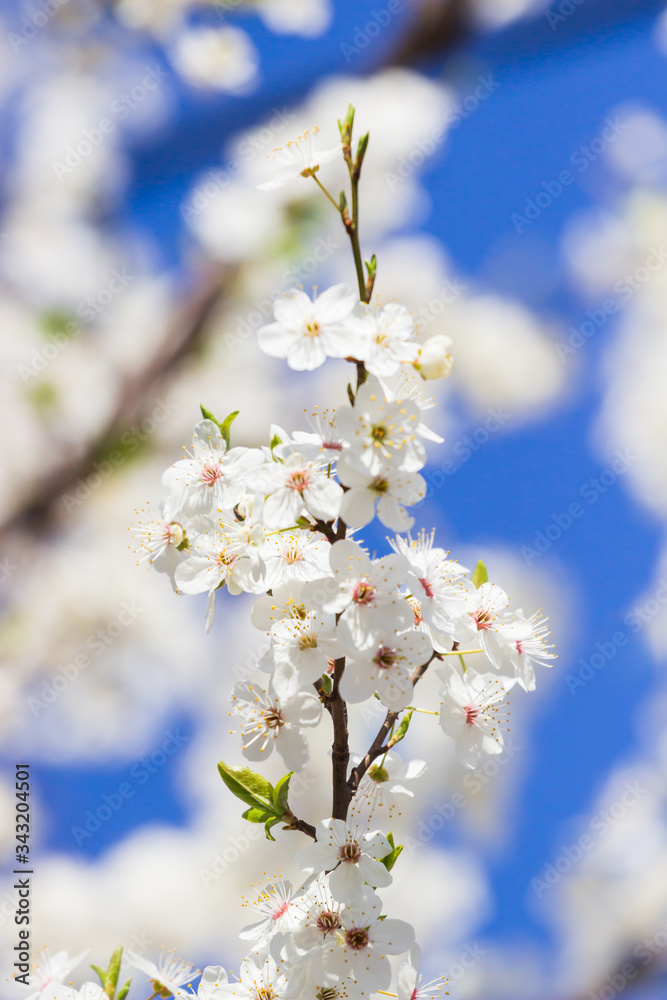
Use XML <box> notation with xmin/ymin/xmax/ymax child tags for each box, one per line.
<box><xmin>471</xmin><ymin>560</ymin><xmax>488</xmax><ymax>589</ymax></box>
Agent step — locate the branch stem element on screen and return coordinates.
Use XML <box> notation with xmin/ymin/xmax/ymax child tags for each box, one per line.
<box><xmin>348</xmin><ymin>653</ymin><xmax>437</xmax><ymax>792</ymax></box>
<box><xmin>330</xmin><ymin>656</ymin><xmax>351</xmax><ymax>820</ymax></box>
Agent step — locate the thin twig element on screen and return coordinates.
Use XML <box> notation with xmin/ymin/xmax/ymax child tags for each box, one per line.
<box><xmin>348</xmin><ymin>652</ymin><xmax>438</xmax><ymax>792</ymax></box>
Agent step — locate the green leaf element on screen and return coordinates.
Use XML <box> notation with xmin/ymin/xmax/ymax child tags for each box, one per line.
<box><xmin>339</xmin><ymin>190</ymin><xmax>348</xmax><ymax>214</ymax></box>
<box><xmin>218</xmin><ymin>761</ymin><xmax>277</xmax><ymax>814</ymax></box>
<box><xmin>388</xmin><ymin>709</ymin><xmax>413</xmax><ymax>748</ymax></box>
<box><xmin>116</xmin><ymin>980</ymin><xmax>132</xmax><ymax>1000</ymax></box>
<box><xmin>265</xmin><ymin>815</ymin><xmax>282</xmax><ymax>841</ymax></box>
<box><xmin>105</xmin><ymin>947</ymin><xmax>123</xmax><ymax>997</ymax></box>
<box><xmin>272</xmin><ymin>772</ymin><xmax>293</xmax><ymax>815</ymax></box>
<box><xmin>471</xmin><ymin>560</ymin><xmax>488</xmax><ymax>589</ymax></box>
<box><xmin>270</xmin><ymin>432</ymin><xmax>283</xmax><ymax>453</ymax></box>
<box><xmin>355</xmin><ymin>132</ymin><xmax>370</xmax><ymax>171</ymax></box>
<box><xmin>200</xmin><ymin>404</ymin><xmax>220</xmax><ymax>427</ymax></box>
<box><xmin>242</xmin><ymin>806</ymin><xmax>278</xmax><ymax>823</ymax></box>
<box><xmin>320</xmin><ymin>672</ymin><xmax>333</xmax><ymax>697</ymax></box>
<box><xmin>365</xmin><ymin>254</ymin><xmax>377</xmax><ymax>280</ymax></box>
<box><xmin>338</xmin><ymin>104</ymin><xmax>355</xmax><ymax>141</ymax></box>
<box><xmin>91</xmin><ymin>965</ymin><xmax>107</xmax><ymax>989</ymax></box>
<box><xmin>379</xmin><ymin>831</ymin><xmax>403</xmax><ymax>872</ymax></box>
<box><xmin>347</xmin><ymin>382</ymin><xmax>355</xmax><ymax>406</ymax></box>
<box><xmin>220</xmin><ymin>410</ymin><xmax>240</xmax><ymax>449</ymax></box>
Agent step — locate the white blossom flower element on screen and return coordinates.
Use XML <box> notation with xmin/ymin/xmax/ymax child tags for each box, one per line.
<box><xmin>176</xmin><ymin>966</ymin><xmax>229</xmax><ymax>1000</ymax></box>
<box><xmin>262</xmin><ymin>529</ymin><xmax>332</xmax><ymax>589</ymax></box>
<box><xmin>503</xmin><ymin>609</ymin><xmax>556</xmax><ymax>691</ymax></box>
<box><xmin>174</xmin><ymin>516</ymin><xmax>265</xmax><ymax>631</ymax></box>
<box><xmin>407</xmin><ymin>596</ymin><xmax>456</xmax><ymax>654</ymax></box>
<box><xmin>127</xmin><ymin>950</ymin><xmax>199</xmax><ymax>997</ymax></box>
<box><xmin>335</xmin><ymin>380</ymin><xmax>426</xmax><ymax>474</ymax></box>
<box><xmin>52</xmin><ymin>985</ymin><xmax>106</xmax><ymax>1000</ymax></box>
<box><xmin>346</xmin><ymin>302</ymin><xmax>418</xmax><ymax>378</ymax></box>
<box><xmin>397</xmin><ymin>946</ymin><xmax>447</xmax><ymax>1000</ymax></box>
<box><xmin>27</xmin><ymin>949</ymin><xmax>90</xmax><ymax>1000</ymax></box>
<box><xmin>270</xmin><ymin>608</ymin><xmax>340</xmax><ymax>690</ymax></box>
<box><xmin>230</xmin><ymin>675</ymin><xmax>322</xmax><ymax>771</ymax></box>
<box><xmin>413</xmin><ymin>335</ymin><xmax>455</xmax><ymax>381</ymax></box>
<box><xmin>239</xmin><ymin>879</ymin><xmax>302</xmax><ymax>946</ymax></box>
<box><xmin>255</xmin><ymin>0</ymin><xmax>332</xmax><ymax>37</ymax></box>
<box><xmin>456</xmin><ymin>581</ymin><xmax>532</xmax><ymax>670</ymax></box>
<box><xmin>257</xmin><ymin>285</ymin><xmax>357</xmax><ymax>370</ymax></box>
<box><xmin>258</xmin><ymin>127</ymin><xmax>341</xmax><ymax>191</ymax></box>
<box><xmin>210</xmin><ymin>951</ymin><xmax>287</xmax><ymax>1000</ymax></box>
<box><xmin>170</xmin><ymin>26</ymin><xmax>259</xmax><ymax>93</ymax></box>
<box><xmin>162</xmin><ymin>420</ymin><xmax>263</xmax><ymax>519</ymax></box>
<box><xmin>338</xmin><ymin>455</ymin><xmax>426</xmax><ymax>532</ymax></box>
<box><xmin>312</xmin><ymin>887</ymin><xmax>414</xmax><ymax>991</ymax></box>
<box><xmin>250</xmin><ymin>580</ymin><xmax>312</xmax><ymax>631</ymax></box>
<box><xmin>131</xmin><ymin>501</ymin><xmax>188</xmax><ymax>590</ymax></box>
<box><xmin>352</xmin><ymin>752</ymin><xmax>426</xmax><ymax>820</ymax></box>
<box><xmin>288</xmin><ymin>875</ymin><xmax>344</xmax><ymax>952</ymax></box>
<box><xmin>437</xmin><ymin>664</ymin><xmax>512</xmax><ymax>769</ymax></box>
<box><xmin>272</xmin><ymin>413</ymin><xmax>348</xmax><ymax>464</ymax></box>
<box><xmin>391</xmin><ymin>532</ymin><xmax>472</xmax><ymax>640</ymax></box>
<box><xmin>282</xmin><ymin>880</ymin><xmax>348</xmax><ymax>1000</ymax></box>
<box><xmin>338</xmin><ymin>626</ymin><xmax>432</xmax><ymax>710</ymax></box>
<box><xmin>383</xmin><ymin>370</ymin><xmax>444</xmax><ymax>445</ymax></box>
<box><xmin>294</xmin><ymin>818</ymin><xmax>392</xmax><ymax>902</ymax></box>
<box><xmin>310</xmin><ymin>539</ymin><xmax>412</xmax><ymax>648</ymax></box>
<box><xmin>247</xmin><ymin>453</ymin><xmax>343</xmax><ymax>529</ymax></box>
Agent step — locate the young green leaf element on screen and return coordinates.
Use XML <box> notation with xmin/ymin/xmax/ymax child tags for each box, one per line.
<box><xmin>220</xmin><ymin>410</ymin><xmax>240</xmax><ymax>449</ymax></box>
<box><xmin>218</xmin><ymin>761</ymin><xmax>277</xmax><ymax>813</ymax></box>
<box><xmin>242</xmin><ymin>805</ymin><xmax>279</xmax><ymax>824</ymax></box>
<box><xmin>379</xmin><ymin>831</ymin><xmax>403</xmax><ymax>872</ymax></box>
<box><xmin>200</xmin><ymin>404</ymin><xmax>221</xmax><ymax>428</ymax></box>
<box><xmin>388</xmin><ymin>709</ymin><xmax>413</xmax><ymax>748</ymax></box>
<box><xmin>320</xmin><ymin>672</ymin><xmax>334</xmax><ymax>697</ymax></box>
<box><xmin>91</xmin><ymin>965</ymin><xmax>107</xmax><ymax>989</ymax></box>
<box><xmin>265</xmin><ymin>815</ymin><xmax>282</xmax><ymax>841</ymax></box>
<box><xmin>105</xmin><ymin>947</ymin><xmax>123</xmax><ymax>997</ymax></box>
<box><xmin>471</xmin><ymin>560</ymin><xmax>488</xmax><ymax>589</ymax></box>
<box><xmin>355</xmin><ymin>132</ymin><xmax>370</xmax><ymax>172</ymax></box>
<box><xmin>272</xmin><ymin>772</ymin><xmax>293</xmax><ymax>815</ymax></box>
<box><xmin>116</xmin><ymin>980</ymin><xmax>131</xmax><ymax>1000</ymax></box>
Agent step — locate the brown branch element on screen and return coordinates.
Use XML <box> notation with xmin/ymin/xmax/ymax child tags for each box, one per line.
<box><xmin>387</xmin><ymin>0</ymin><xmax>471</xmax><ymax>68</ymax></box>
<box><xmin>1</xmin><ymin>260</ymin><xmax>230</xmax><ymax>542</ymax></box>
<box><xmin>330</xmin><ymin>656</ymin><xmax>352</xmax><ymax>820</ymax></box>
<box><xmin>348</xmin><ymin>652</ymin><xmax>438</xmax><ymax>793</ymax></box>
<box><xmin>285</xmin><ymin>816</ymin><xmax>317</xmax><ymax>840</ymax></box>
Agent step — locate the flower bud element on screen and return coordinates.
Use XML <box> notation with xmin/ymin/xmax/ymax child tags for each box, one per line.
<box><xmin>413</xmin><ymin>335</ymin><xmax>454</xmax><ymax>380</ymax></box>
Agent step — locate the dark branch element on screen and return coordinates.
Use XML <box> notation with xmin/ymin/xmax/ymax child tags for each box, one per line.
<box><xmin>348</xmin><ymin>652</ymin><xmax>438</xmax><ymax>792</ymax></box>
<box><xmin>0</xmin><ymin>261</ymin><xmax>229</xmax><ymax>542</ymax></box>
<box><xmin>330</xmin><ymin>656</ymin><xmax>352</xmax><ymax>820</ymax></box>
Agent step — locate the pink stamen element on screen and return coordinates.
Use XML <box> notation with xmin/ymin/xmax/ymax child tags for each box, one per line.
<box><xmin>352</xmin><ymin>580</ymin><xmax>377</xmax><ymax>605</ymax></box>
<box><xmin>201</xmin><ymin>463</ymin><xmax>222</xmax><ymax>485</ymax></box>
<box><xmin>272</xmin><ymin>901</ymin><xmax>289</xmax><ymax>921</ymax></box>
<box><xmin>465</xmin><ymin>705</ymin><xmax>479</xmax><ymax>725</ymax></box>
<box><xmin>287</xmin><ymin>470</ymin><xmax>310</xmax><ymax>492</ymax></box>
<box><xmin>419</xmin><ymin>577</ymin><xmax>434</xmax><ymax>598</ymax></box>
<box><xmin>474</xmin><ymin>609</ymin><xmax>492</xmax><ymax>630</ymax></box>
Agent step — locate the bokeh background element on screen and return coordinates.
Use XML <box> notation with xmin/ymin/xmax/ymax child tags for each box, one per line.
<box><xmin>3</xmin><ymin>0</ymin><xmax>667</xmax><ymax>997</ymax></box>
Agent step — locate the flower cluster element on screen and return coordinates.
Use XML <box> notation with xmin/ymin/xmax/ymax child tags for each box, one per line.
<box><xmin>126</xmin><ymin>105</ymin><xmax>556</xmax><ymax>1000</ymax></box>
<box><xmin>32</xmin><ymin>924</ymin><xmax>442</xmax><ymax>1000</ymax></box>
